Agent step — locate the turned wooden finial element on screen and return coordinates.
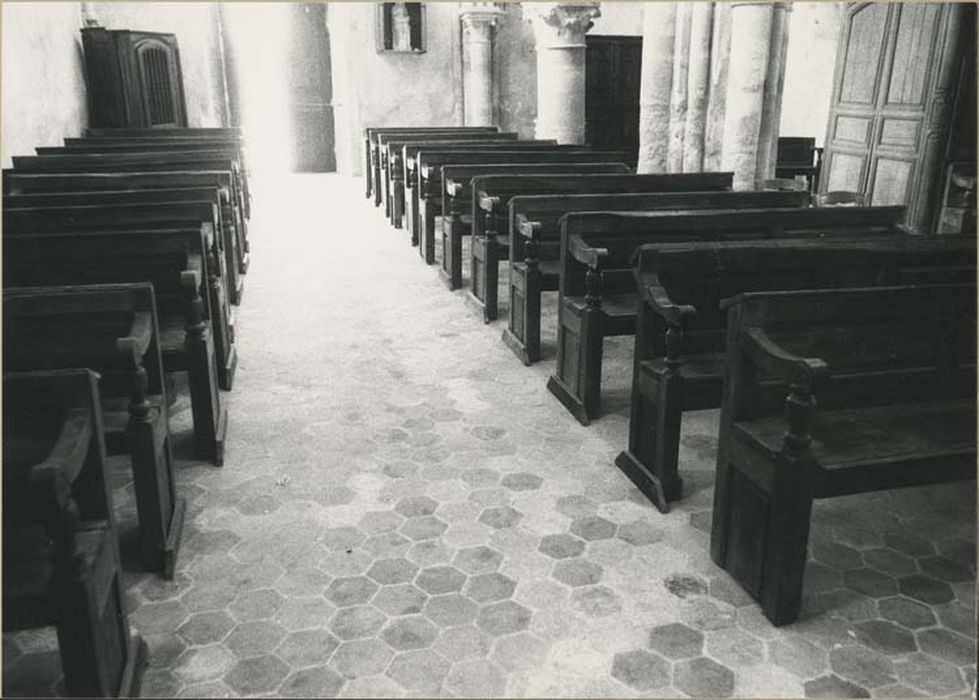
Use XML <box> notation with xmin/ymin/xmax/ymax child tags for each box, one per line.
<box><xmin>585</xmin><ymin>268</ymin><xmax>602</xmax><ymax>309</ymax></box>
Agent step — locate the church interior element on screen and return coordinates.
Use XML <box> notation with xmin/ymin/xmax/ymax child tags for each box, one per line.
<box><xmin>1</xmin><ymin>2</ymin><xmax>976</xmax><ymax>698</ymax></box>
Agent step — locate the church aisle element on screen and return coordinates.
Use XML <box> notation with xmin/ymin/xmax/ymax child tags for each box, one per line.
<box><xmin>5</xmin><ymin>174</ymin><xmax>975</xmax><ymax>699</ymax></box>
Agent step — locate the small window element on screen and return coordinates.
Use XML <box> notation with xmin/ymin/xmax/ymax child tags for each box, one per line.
<box><xmin>376</xmin><ymin>3</ymin><xmax>425</xmax><ymax>53</ymax></box>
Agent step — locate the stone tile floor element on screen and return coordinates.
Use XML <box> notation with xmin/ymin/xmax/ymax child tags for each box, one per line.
<box><xmin>4</xmin><ymin>174</ymin><xmax>976</xmax><ymax>699</ymax></box>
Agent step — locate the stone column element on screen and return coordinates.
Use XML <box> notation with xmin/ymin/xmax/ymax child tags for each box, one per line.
<box><xmin>755</xmin><ymin>2</ymin><xmax>791</xmax><ymax>181</ymax></box>
<box><xmin>682</xmin><ymin>2</ymin><xmax>713</xmax><ymax>173</ymax></box>
<box><xmin>637</xmin><ymin>2</ymin><xmax>677</xmax><ymax>173</ymax></box>
<box><xmin>704</xmin><ymin>2</ymin><xmax>732</xmax><ymax>171</ymax></box>
<box><xmin>667</xmin><ymin>4</ymin><xmax>692</xmax><ymax>172</ymax></box>
<box><xmin>462</xmin><ymin>6</ymin><xmax>502</xmax><ymax>126</ymax></box>
<box><xmin>530</xmin><ymin>3</ymin><xmax>601</xmax><ymax>144</ymax></box>
<box><xmin>720</xmin><ymin>2</ymin><xmax>775</xmax><ymax>190</ymax></box>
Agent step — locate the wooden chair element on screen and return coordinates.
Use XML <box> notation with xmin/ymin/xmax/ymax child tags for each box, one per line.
<box><xmin>710</xmin><ymin>283</ymin><xmax>976</xmax><ymax>625</ymax></box>
<box><xmin>3</xmin><ymin>369</ymin><xmax>147</xmax><ymax>696</ymax></box>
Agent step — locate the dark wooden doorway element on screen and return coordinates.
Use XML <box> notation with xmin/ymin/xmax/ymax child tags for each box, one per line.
<box><xmin>288</xmin><ymin>3</ymin><xmax>336</xmax><ymax>172</ymax></box>
<box><xmin>585</xmin><ymin>35</ymin><xmax>642</xmax><ymax>163</ymax></box>
<box><xmin>820</xmin><ymin>3</ymin><xmax>974</xmax><ymax>232</ymax></box>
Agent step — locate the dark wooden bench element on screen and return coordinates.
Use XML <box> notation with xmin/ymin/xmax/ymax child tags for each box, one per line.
<box><xmin>403</xmin><ymin>141</ymin><xmax>560</xmax><ymax>243</ymax></box>
<box><xmin>618</xmin><ymin>235</ymin><xmax>977</xmax><ymax>513</ymax></box>
<box><xmin>377</xmin><ymin>131</ymin><xmax>519</xmax><ymax>217</ymax></box>
<box><xmin>710</xmin><ymin>283</ymin><xmax>976</xmax><ymax>625</ymax></box>
<box><xmin>5</xmin><ymin>283</ymin><xmax>187</xmax><ymax>577</ymax></box>
<box><xmin>416</xmin><ymin>148</ymin><xmax>628</xmax><ymax>264</ymax></box>
<box><xmin>9</xmin><ymin>151</ymin><xmax>250</xmax><ymax>250</ymax></box>
<box><xmin>441</xmin><ymin>162</ymin><xmax>632</xmax><ymax>290</ymax></box>
<box><xmin>364</xmin><ymin>126</ymin><xmax>498</xmax><ymax>201</ymax></box>
<box><xmin>471</xmin><ymin>173</ymin><xmax>737</xmax><ymax>325</ymax></box>
<box><xmin>547</xmin><ymin>206</ymin><xmax>908</xmax><ymax>425</ymax></box>
<box><xmin>3</xmin><ymin>369</ymin><xmax>147</xmax><ymax>696</ymax></box>
<box><xmin>3</xmin><ymin>202</ymin><xmax>237</xmax><ymax>391</ymax></box>
<box><xmin>87</xmin><ymin>126</ymin><xmax>243</xmax><ymax>137</ymax></box>
<box><xmin>2</xmin><ymin>170</ymin><xmax>249</xmax><ymax>275</ymax></box>
<box><xmin>33</xmin><ymin>143</ymin><xmax>252</xmax><ymax>220</ymax></box>
<box><xmin>4</xmin><ymin>229</ymin><xmax>229</xmax><ymax>465</ymax></box>
<box><xmin>386</xmin><ymin>136</ymin><xmax>529</xmax><ymax>228</ymax></box>
<box><xmin>505</xmin><ymin>187</ymin><xmax>811</xmax><ymax>364</ymax></box>
<box><xmin>5</xmin><ymin>187</ymin><xmax>245</xmax><ymax>305</ymax></box>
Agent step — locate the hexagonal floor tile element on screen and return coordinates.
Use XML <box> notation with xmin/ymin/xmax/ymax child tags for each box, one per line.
<box><xmin>463</xmin><ymin>573</ymin><xmax>516</xmax><ymax>603</ymax></box>
<box><xmin>329</xmin><ymin>605</ymin><xmax>388</xmax><ymax>641</ymax></box>
<box><xmin>452</xmin><ymin>546</ymin><xmax>503</xmax><ymax>575</ymax></box>
<box><xmin>372</xmin><ymin>583</ymin><xmax>429</xmax><ymax>617</ymax></box>
<box><xmin>648</xmin><ymin>622</ymin><xmax>704</xmax><ymax>660</ymax></box>
<box><xmin>610</xmin><ymin>649</ymin><xmax>670</xmax><ymax>692</ymax></box>
<box><xmin>279</xmin><ymin>665</ymin><xmax>344</xmax><ymax>698</ymax></box>
<box><xmin>224</xmin><ymin>654</ymin><xmax>289</xmax><ymax>695</ymax></box>
<box><xmin>366</xmin><ymin>558</ymin><xmax>419</xmax><ymax>586</ymax></box>
<box><xmin>416</xmin><ymin>566</ymin><xmax>467</xmax><ymax>595</ymax></box>
<box><xmin>380</xmin><ymin>615</ymin><xmax>439</xmax><ymax>651</ymax></box>
<box><xmin>276</xmin><ymin>628</ymin><xmax>341</xmax><ymax>669</ymax></box>
<box><xmin>551</xmin><ymin>558</ymin><xmax>603</xmax><ymax>587</ymax></box>
<box><xmin>324</xmin><ymin>576</ymin><xmax>379</xmax><ymax>607</ymax></box>
<box><xmin>475</xmin><ymin>600</ymin><xmax>532</xmax><ymax>637</ymax></box>
<box><xmin>674</xmin><ymin>656</ymin><xmax>736</xmax><ymax>698</ymax></box>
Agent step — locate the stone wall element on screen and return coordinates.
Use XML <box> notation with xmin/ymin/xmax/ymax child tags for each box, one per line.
<box><xmin>1</xmin><ymin>2</ymin><xmax>230</xmax><ymax>168</ymax></box>
<box><xmin>779</xmin><ymin>2</ymin><xmax>842</xmax><ymax>145</ymax></box>
<box><xmin>2</xmin><ymin>2</ymin><xmax>89</xmax><ymax>166</ymax></box>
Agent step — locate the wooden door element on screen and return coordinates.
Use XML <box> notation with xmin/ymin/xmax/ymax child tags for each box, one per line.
<box><xmin>821</xmin><ymin>3</ymin><xmax>970</xmax><ymax>232</ymax></box>
<box><xmin>288</xmin><ymin>4</ymin><xmax>337</xmax><ymax>172</ymax></box>
<box><xmin>585</xmin><ymin>36</ymin><xmax>642</xmax><ymax>163</ymax></box>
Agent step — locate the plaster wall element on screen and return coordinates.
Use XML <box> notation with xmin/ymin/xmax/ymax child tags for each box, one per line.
<box><xmin>590</xmin><ymin>2</ymin><xmax>643</xmax><ymax>36</ymax></box>
<box><xmin>779</xmin><ymin>2</ymin><xmax>842</xmax><ymax>145</ymax></box>
<box><xmin>328</xmin><ymin>2</ymin><xmax>463</xmax><ymax>176</ymax></box>
<box><xmin>2</xmin><ymin>2</ymin><xmax>88</xmax><ymax>166</ymax></box>
<box><xmin>495</xmin><ymin>4</ymin><xmax>537</xmax><ymax>140</ymax></box>
<box><xmin>90</xmin><ymin>2</ymin><xmax>230</xmax><ymax>128</ymax></box>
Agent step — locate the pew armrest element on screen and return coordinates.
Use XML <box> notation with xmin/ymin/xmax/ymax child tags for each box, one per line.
<box><xmin>740</xmin><ymin>326</ymin><xmax>830</xmax><ymax>391</ymax></box>
<box><xmin>478</xmin><ymin>194</ymin><xmax>499</xmax><ymax>215</ymax></box>
<box><xmin>569</xmin><ymin>234</ymin><xmax>608</xmax><ymax>270</ymax></box>
<box><xmin>517</xmin><ymin>216</ymin><xmax>541</xmax><ymax>242</ymax></box>
<box><xmin>638</xmin><ymin>272</ymin><xmax>696</xmax><ymax>326</ymax></box>
<box><xmin>116</xmin><ymin>311</ymin><xmax>153</xmax><ymax>360</ymax></box>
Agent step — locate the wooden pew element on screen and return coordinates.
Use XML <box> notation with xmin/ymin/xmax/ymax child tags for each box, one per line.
<box><xmin>370</xmin><ymin>127</ymin><xmax>503</xmax><ymax>208</ymax></box>
<box><xmin>9</xmin><ymin>151</ymin><xmax>250</xmax><ymax>252</ymax></box>
<box><xmin>3</xmin><ymin>369</ymin><xmax>147</xmax><ymax>696</ymax></box>
<box><xmin>5</xmin><ymin>283</ymin><xmax>187</xmax><ymax>577</ymax></box>
<box><xmin>386</xmin><ymin>137</ymin><xmax>557</xmax><ymax>231</ymax></box>
<box><xmin>440</xmin><ymin>162</ymin><xmax>633</xmax><ymax>290</ymax></box>
<box><xmin>376</xmin><ymin>131</ymin><xmax>519</xmax><ymax>216</ymax></box>
<box><xmin>710</xmin><ymin>283</ymin><xmax>976</xmax><ymax>625</ymax></box>
<box><xmin>618</xmin><ymin>236</ymin><xmax>977</xmax><ymax>513</ymax></box>
<box><xmin>5</xmin><ymin>187</ymin><xmax>245</xmax><ymax>306</ymax></box>
<box><xmin>505</xmin><ymin>187</ymin><xmax>810</xmax><ymax>364</ymax></box>
<box><xmin>2</xmin><ymin>170</ymin><xmax>249</xmax><ymax>275</ymax></box>
<box><xmin>402</xmin><ymin>141</ymin><xmax>559</xmax><ymax>242</ymax></box>
<box><xmin>32</xmin><ymin>143</ymin><xmax>252</xmax><ymax>220</ymax></box>
<box><xmin>363</xmin><ymin>125</ymin><xmax>498</xmax><ymax>201</ymax></box>
<box><xmin>547</xmin><ymin>206</ymin><xmax>908</xmax><ymax>425</ymax></box>
<box><xmin>4</xmin><ymin>203</ymin><xmax>237</xmax><ymax>391</ymax></box>
<box><xmin>4</xmin><ymin>229</ymin><xmax>229</xmax><ymax>465</ymax></box>
<box><xmin>471</xmin><ymin>173</ymin><xmax>737</xmax><ymax>324</ymax></box>
<box><xmin>415</xmin><ymin>148</ymin><xmax>627</xmax><ymax>264</ymax></box>
<box><xmin>87</xmin><ymin>126</ymin><xmax>242</xmax><ymax>137</ymax></box>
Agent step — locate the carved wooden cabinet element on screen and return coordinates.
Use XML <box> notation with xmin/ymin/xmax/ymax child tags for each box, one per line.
<box><xmin>820</xmin><ymin>3</ymin><xmax>976</xmax><ymax>233</ymax></box>
<box><xmin>82</xmin><ymin>27</ymin><xmax>188</xmax><ymax>129</ymax></box>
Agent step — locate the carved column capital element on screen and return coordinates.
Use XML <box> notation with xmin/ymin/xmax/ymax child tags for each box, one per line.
<box><xmin>530</xmin><ymin>3</ymin><xmax>601</xmax><ymax>47</ymax></box>
<box><xmin>461</xmin><ymin>5</ymin><xmax>503</xmax><ymax>43</ymax></box>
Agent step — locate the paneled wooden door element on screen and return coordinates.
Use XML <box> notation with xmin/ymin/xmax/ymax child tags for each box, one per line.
<box><xmin>820</xmin><ymin>3</ymin><xmax>969</xmax><ymax>232</ymax></box>
<box><xmin>288</xmin><ymin>3</ymin><xmax>337</xmax><ymax>172</ymax></box>
<box><xmin>585</xmin><ymin>36</ymin><xmax>642</xmax><ymax>164</ymax></box>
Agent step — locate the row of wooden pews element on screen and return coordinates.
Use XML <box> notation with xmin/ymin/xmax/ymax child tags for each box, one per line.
<box><xmin>2</xmin><ymin>126</ymin><xmax>251</xmax><ymax>696</ymax></box>
<box><xmin>365</xmin><ymin>124</ymin><xmax>976</xmax><ymax>627</ymax></box>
